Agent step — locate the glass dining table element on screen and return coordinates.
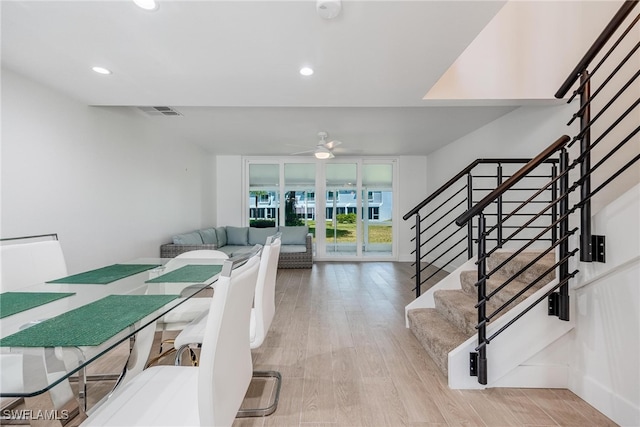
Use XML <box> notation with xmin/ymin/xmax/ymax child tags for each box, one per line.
<box><xmin>0</xmin><ymin>256</ymin><xmax>226</xmax><ymax>420</ymax></box>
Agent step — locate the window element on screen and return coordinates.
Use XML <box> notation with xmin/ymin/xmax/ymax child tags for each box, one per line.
<box><xmin>284</xmin><ymin>163</ymin><xmax>316</xmax><ymax>226</ymax></box>
<box><xmin>248</xmin><ymin>164</ymin><xmax>279</xmax><ymax>227</ymax></box>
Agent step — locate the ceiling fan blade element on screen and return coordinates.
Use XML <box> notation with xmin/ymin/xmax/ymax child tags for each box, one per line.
<box><xmin>285</xmin><ymin>143</ymin><xmax>313</xmax><ymax>148</ymax></box>
<box><xmin>290</xmin><ymin>149</ymin><xmax>316</xmax><ymax>155</ymax></box>
<box><xmin>324</xmin><ymin>140</ymin><xmax>342</xmax><ymax>150</ymax></box>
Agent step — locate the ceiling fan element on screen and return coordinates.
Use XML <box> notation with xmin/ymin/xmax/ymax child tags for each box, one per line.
<box><xmin>291</xmin><ymin>131</ymin><xmax>342</xmax><ymax>159</ymax></box>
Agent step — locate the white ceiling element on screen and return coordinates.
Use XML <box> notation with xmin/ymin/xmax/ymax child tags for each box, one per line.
<box><xmin>2</xmin><ymin>0</ymin><xmax>522</xmax><ymax>156</ymax></box>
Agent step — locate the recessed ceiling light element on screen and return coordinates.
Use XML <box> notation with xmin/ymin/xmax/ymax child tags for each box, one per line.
<box><xmin>300</xmin><ymin>67</ymin><xmax>314</xmax><ymax>76</ymax></box>
<box><xmin>92</xmin><ymin>66</ymin><xmax>112</xmax><ymax>75</ymax></box>
<box><xmin>133</xmin><ymin>0</ymin><xmax>158</xmax><ymax>11</ymax></box>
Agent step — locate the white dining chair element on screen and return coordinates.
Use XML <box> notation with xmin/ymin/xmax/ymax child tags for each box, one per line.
<box><xmin>0</xmin><ymin>239</ymin><xmax>68</xmax><ymax>292</ymax></box>
<box><xmin>0</xmin><ymin>354</ymin><xmax>24</xmax><ymax>409</ymax></box>
<box><xmin>174</xmin><ymin>236</ymin><xmax>283</xmax><ymax>417</ymax></box>
<box><xmin>176</xmin><ymin>249</ymin><xmax>229</xmax><ymax>260</ymax></box>
<box><xmin>0</xmin><ymin>236</ymin><xmax>75</xmax><ymax>411</ymax></box>
<box><xmin>146</xmin><ymin>249</ymin><xmax>229</xmax><ymax>366</ymax></box>
<box><xmin>82</xmin><ymin>250</ymin><xmax>261</xmax><ymax>427</ymax></box>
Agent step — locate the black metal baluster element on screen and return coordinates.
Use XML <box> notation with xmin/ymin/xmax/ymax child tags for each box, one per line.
<box><xmin>579</xmin><ymin>71</ymin><xmax>593</xmax><ymax>262</ymax></box>
<box><xmin>467</xmin><ymin>173</ymin><xmax>474</xmax><ymax>259</ymax></box>
<box><xmin>497</xmin><ymin>163</ymin><xmax>503</xmax><ymax>248</ymax></box>
<box><xmin>477</xmin><ymin>213</ymin><xmax>488</xmax><ymax>385</ymax></box>
<box><xmin>415</xmin><ymin>213</ymin><xmax>421</xmax><ymax>298</ymax></box>
<box><xmin>558</xmin><ymin>149</ymin><xmax>570</xmax><ymax>320</ymax></box>
<box><xmin>551</xmin><ymin>163</ymin><xmax>558</xmax><ymax>245</ymax></box>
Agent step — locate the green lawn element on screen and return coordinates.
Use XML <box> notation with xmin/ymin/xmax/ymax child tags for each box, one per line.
<box><xmin>306</xmin><ymin>220</ymin><xmax>392</xmax><ymax>243</ymax></box>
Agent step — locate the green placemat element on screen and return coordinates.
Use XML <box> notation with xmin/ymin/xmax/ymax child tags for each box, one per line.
<box><xmin>0</xmin><ymin>294</ymin><xmax>178</xmax><ymax>347</ymax></box>
<box><xmin>146</xmin><ymin>264</ymin><xmax>223</xmax><ymax>283</ymax></box>
<box><xmin>0</xmin><ymin>292</ymin><xmax>76</xmax><ymax>319</ymax></box>
<box><xmin>47</xmin><ymin>264</ymin><xmax>160</xmax><ymax>285</ymax></box>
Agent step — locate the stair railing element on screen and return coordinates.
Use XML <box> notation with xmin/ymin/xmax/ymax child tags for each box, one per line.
<box><xmin>454</xmin><ymin>1</ymin><xmax>639</xmax><ymax>385</ymax></box>
<box><xmin>455</xmin><ymin>136</ymin><xmax>578</xmax><ymax>384</ymax></box>
<box><xmin>555</xmin><ymin>0</ymin><xmax>639</xmax><ymax>261</ymax></box>
<box><xmin>402</xmin><ymin>159</ymin><xmax>558</xmax><ymax>298</ymax></box>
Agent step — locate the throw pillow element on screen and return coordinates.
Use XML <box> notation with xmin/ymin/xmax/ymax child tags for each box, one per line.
<box><xmin>198</xmin><ymin>228</ymin><xmax>218</xmax><ymax>245</ymax></box>
<box><xmin>226</xmin><ymin>226</ymin><xmax>249</xmax><ymax>245</ymax></box>
<box><xmin>215</xmin><ymin>227</ymin><xmax>227</xmax><ymax>247</ymax></box>
<box><xmin>279</xmin><ymin>226</ymin><xmax>308</xmax><ymax>245</ymax></box>
<box><xmin>172</xmin><ymin>231</ymin><xmax>204</xmax><ymax>245</ymax></box>
<box><xmin>248</xmin><ymin>227</ymin><xmax>277</xmax><ymax>245</ymax></box>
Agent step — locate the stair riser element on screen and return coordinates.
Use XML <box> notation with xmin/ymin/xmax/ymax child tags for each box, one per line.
<box><xmin>407</xmin><ymin>308</ymin><xmax>468</xmax><ymax>377</ymax></box>
<box><xmin>459</xmin><ymin>271</ymin><xmax>548</xmax><ymax>308</ymax></box>
<box><xmin>407</xmin><ymin>314</ymin><xmax>448</xmax><ymax>375</ymax></box>
<box><xmin>433</xmin><ymin>290</ymin><xmax>478</xmax><ymax>337</ymax></box>
<box><xmin>486</xmin><ymin>252</ymin><xmax>556</xmax><ymax>284</ymax></box>
<box><xmin>461</xmin><ymin>268</ymin><xmax>555</xmax><ymax>290</ymax></box>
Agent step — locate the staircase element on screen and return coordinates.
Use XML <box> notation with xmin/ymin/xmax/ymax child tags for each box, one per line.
<box><xmin>407</xmin><ymin>251</ymin><xmax>555</xmax><ymax>377</ymax></box>
<box><xmin>402</xmin><ymin>1</ymin><xmax>638</xmax><ymax>389</ymax></box>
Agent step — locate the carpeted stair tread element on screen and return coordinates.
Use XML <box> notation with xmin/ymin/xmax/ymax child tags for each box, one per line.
<box><xmin>459</xmin><ymin>271</ymin><xmax>551</xmax><ymax>308</ymax></box>
<box><xmin>433</xmin><ymin>289</ymin><xmax>502</xmax><ymax>337</ymax></box>
<box><xmin>485</xmin><ymin>251</ymin><xmax>556</xmax><ymax>284</ymax></box>
<box><xmin>407</xmin><ymin>308</ymin><xmax>468</xmax><ymax>376</ymax></box>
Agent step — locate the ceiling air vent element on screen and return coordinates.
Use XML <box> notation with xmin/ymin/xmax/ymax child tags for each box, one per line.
<box><xmin>138</xmin><ymin>106</ymin><xmax>182</xmax><ymax>116</ymax></box>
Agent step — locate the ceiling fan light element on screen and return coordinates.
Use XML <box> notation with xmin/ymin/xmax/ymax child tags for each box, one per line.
<box><xmin>314</xmin><ymin>148</ymin><xmax>334</xmax><ymax>159</ymax></box>
<box><xmin>134</xmin><ymin>0</ymin><xmax>158</xmax><ymax>11</ymax></box>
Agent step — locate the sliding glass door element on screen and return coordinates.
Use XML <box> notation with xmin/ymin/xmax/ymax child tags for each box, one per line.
<box><xmin>245</xmin><ymin>158</ymin><xmax>395</xmax><ymax>260</ymax></box>
<box><xmin>361</xmin><ymin>164</ymin><xmax>393</xmax><ymax>256</ymax></box>
<box><xmin>325</xmin><ymin>163</ymin><xmax>358</xmax><ymax>255</ymax></box>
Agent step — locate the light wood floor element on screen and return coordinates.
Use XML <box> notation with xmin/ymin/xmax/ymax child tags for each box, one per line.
<box><xmin>69</xmin><ymin>262</ymin><xmax>616</xmax><ymax>426</ymax></box>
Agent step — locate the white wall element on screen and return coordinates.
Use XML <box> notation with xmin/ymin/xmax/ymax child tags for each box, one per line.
<box><xmin>569</xmin><ymin>183</ymin><xmax>640</xmax><ymax>426</ymax></box>
<box><xmin>1</xmin><ymin>69</ymin><xmax>214</xmax><ymax>273</ymax></box>
<box><xmin>425</xmin><ymin>1</ymin><xmax>622</xmax><ymax>102</ymax></box>
<box><xmin>398</xmin><ymin>156</ymin><xmax>428</xmax><ymax>262</ymax></box>
<box><xmin>427</xmin><ymin>3</ymin><xmax>638</xmax><ymax>213</ymax></box>
<box><xmin>215</xmin><ymin>155</ymin><xmax>244</xmax><ymax>227</ymax></box>
<box><xmin>426</xmin><ymin>104</ymin><xmax>576</xmax><ymax>191</ymax></box>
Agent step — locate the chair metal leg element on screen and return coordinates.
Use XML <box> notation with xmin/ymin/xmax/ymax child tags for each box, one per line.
<box><xmin>144</xmin><ymin>336</ymin><xmax>172</xmax><ymax>368</ymax></box>
<box><xmin>145</xmin><ymin>347</ymin><xmax>177</xmax><ymax>368</ymax></box>
<box><xmin>174</xmin><ymin>345</ymin><xmax>199</xmax><ymax>366</ymax></box>
<box><xmin>236</xmin><ymin>370</ymin><xmax>282</xmax><ymax>418</ymax></box>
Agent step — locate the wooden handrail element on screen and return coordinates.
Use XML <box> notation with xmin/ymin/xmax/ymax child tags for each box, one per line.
<box><xmin>403</xmin><ymin>159</ymin><xmax>479</xmax><ymax>220</ymax></box>
<box><xmin>555</xmin><ymin>0</ymin><xmax>638</xmax><ymax>98</ymax></box>
<box><xmin>455</xmin><ymin>136</ymin><xmax>571</xmax><ymax>226</ymax></box>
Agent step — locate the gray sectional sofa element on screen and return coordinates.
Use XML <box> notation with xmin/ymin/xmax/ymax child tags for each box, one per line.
<box><xmin>160</xmin><ymin>226</ymin><xmax>313</xmax><ymax>268</ymax></box>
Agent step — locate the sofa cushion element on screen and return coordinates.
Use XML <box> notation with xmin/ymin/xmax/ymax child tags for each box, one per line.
<box><xmin>248</xmin><ymin>227</ymin><xmax>277</xmax><ymax>245</ymax></box>
<box><xmin>279</xmin><ymin>245</ymin><xmax>308</xmax><ymax>253</ymax></box>
<box><xmin>215</xmin><ymin>227</ymin><xmax>227</xmax><ymax>247</ymax></box>
<box><xmin>172</xmin><ymin>231</ymin><xmax>204</xmax><ymax>245</ymax></box>
<box><xmin>216</xmin><ymin>246</ymin><xmax>234</xmax><ymax>257</ymax></box>
<box><xmin>226</xmin><ymin>226</ymin><xmax>249</xmax><ymax>246</ymax></box>
<box><xmin>198</xmin><ymin>228</ymin><xmax>218</xmax><ymax>245</ymax></box>
<box><xmin>279</xmin><ymin>226</ymin><xmax>308</xmax><ymax>245</ymax></box>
